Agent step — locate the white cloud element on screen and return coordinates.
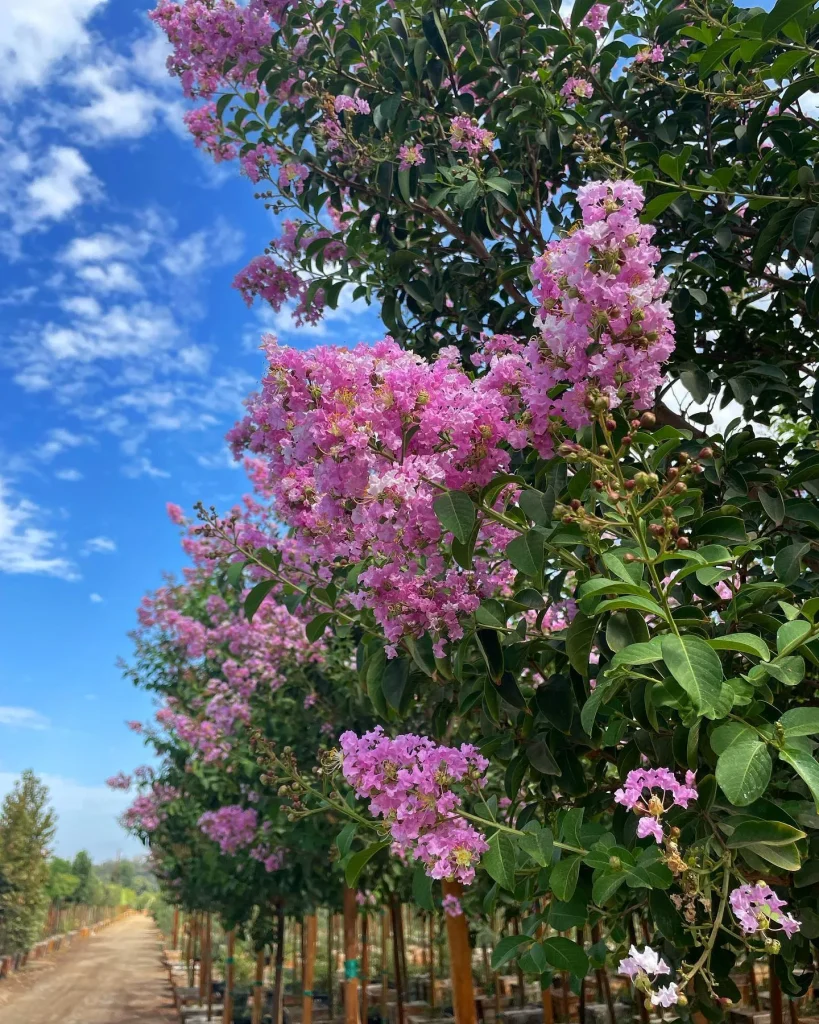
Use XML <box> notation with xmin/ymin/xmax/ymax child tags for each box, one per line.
<box><xmin>34</xmin><ymin>427</ymin><xmax>87</xmax><ymax>461</ymax></box>
<box><xmin>25</xmin><ymin>146</ymin><xmax>96</xmax><ymax>224</ymax></box>
<box><xmin>72</xmin><ymin>60</ymin><xmax>164</xmax><ymax>140</ymax></box>
<box><xmin>55</xmin><ymin>468</ymin><xmax>83</xmax><ymax>481</ymax></box>
<box><xmin>162</xmin><ymin>221</ymin><xmax>244</xmax><ymax>278</ymax></box>
<box><xmin>123</xmin><ymin>455</ymin><xmax>170</xmax><ymax>479</ymax></box>
<box><xmin>0</xmin><ymin>476</ymin><xmax>77</xmax><ymax>580</ymax></box>
<box><xmin>76</xmin><ymin>261</ymin><xmax>142</xmax><ymax>294</ymax></box>
<box><xmin>89</xmin><ymin>592</ymin><xmax>103</xmax><ymax>603</ymax></box>
<box><xmin>82</xmin><ymin>535</ymin><xmax>116</xmax><ymax>554</ymax></box>
<box><xmin>0</xmin><ymin>772</ymin><xmax>142</xmax><ymax>860</ymax></box>
<box><xmin>61</xmin><ymin>232</ymin><xmax>136</xmax><ymax>265</ymax></box>
<box><xmin>0</xmin><ymin>706</ymin><xmax>50</xmax><ymax>729</ymax></box>
<box><xmin>1</xmin><ymin>0</ymin><xmax>107</xmax><ymax>97</ymax></box>
<box><xmin>39</xmin><ymin>300</ymin><xmax>180</xmax><ymax>364</ymax></box>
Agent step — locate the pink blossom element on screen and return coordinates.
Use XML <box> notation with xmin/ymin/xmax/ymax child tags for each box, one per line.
<box><xmin>199</xmin><ymin>805</ymin><xmax>259</xmax><ymax>855</ymax></box>
<box><xmin>398</xmin><ymin>143</ymin><xmax>424</xmax><ymax>171</ymax></box>
<box><xmin>278</xmin><ymin>162</ymin><xmax>310</xmax><ymax>194</ymax></box>
<box><xmin>582</xmin><ymin>4</ymin><xmax>609</xmax><ymax>30</ymax></box>
<box><xmin>106</xmin><ymin>772</ymin><xmax>132</xmax><ymax>791</ymax></box>
<box><xmin>442</xmin><ymin>893</ymin><xmax>463</xmax><ymax>917</ymax></box>
<box><xmin>730</xmin><ymin>884</ymin><xmax>801</xmax><ymax>938</ymax></box>
<box><xmin>449</xmin><ymin>116</ymin><xmax>494</xmax><ymax>157</ymax></box>
<box><xmin>560</xmin><ymin>77</ymin><xmax>594</xmax><ymax>104</ymax></box>
<box><xmin>614</xmin><ymin>767</ymin><xmax>697</xmax><ymax>843</ymax></box>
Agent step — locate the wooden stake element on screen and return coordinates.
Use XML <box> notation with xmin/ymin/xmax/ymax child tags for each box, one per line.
<box><xmin>273</xmin><ymin>906</ymin><xmax>285</xmax><ymax>1024</ymax></box>
<box><xmin>513</xmin><ymin>920</ymin><xmax>525</xmax><ymax>1009</ymax></box>
<box><xmin>223</xmin><ymin>929</ymin><xmax>235</xmax><ymax>1024</ymax></box>
<box><xmin>442</xmin><ymin>880</ymin><xmax>476</xmax><ymax>1024</ymax></box>
<box><xmin>252</xmin><ymin>948</ymin><xmax>265</xmax><ymax>1024</ymax></box>
<box><xmin>328</xmin><ymin>910</ymin><xmax>336</xmax><ymax>1021</ymax></box>
<box><xmin>429</xmin><ymin>915</ymin><xmax>437</xmax><ymax>1012</ymax></box>
<box><xmin>749</xmin><ymin>964</ymin><xmax>761</xmax><ymax>1011</ymax></box>
<box><xmin>172</xmin><ymin>907</ymin><xmax>179</xmax><ymax>949</ymax></box>
<box><xmin>537</xmin><ymin>922</ymin><xmax>553</xmax><ymax>1024</ymax></box>
<box><xmin>344</xmin><ymin>885</ymin><xmax>361</xmax><ymax>1024</ymax></box>
<box><xmin>390</xmin><ymin>896</ymin><xmax>407</xmax><ymax>1024</ymax></box>
<box><xmin>187</xmin><ymin>915</ymin><xmax>195</xmax><ymax>988</ymax></box>
<box><xmin>770</xmin><ymin>959</ymin><xmax>784</xmax><ymax>1024</ymax></box>
<box><xmin>380</xmin><ymin>908</ymin><xmax>389</xmax><ymax>1024</ymax></box>
<box><xmin>361</xmin><ymin>912</ymin><xmax>370</xmax><ymax>1024</ymax></box>
<box><xmin>590</xmin><ymin>925</ymin><xmax>614</xmax><ymax>1024</ymax></box>
<box><xmin>303</xmin><ymin>914</ymin><xmax>318</xmax><ymax>1024</ymax></box>
<box><xmin>205</xmin><ymin>914</ymin><xmax>213</xmax><ymax>1020</ymax></box>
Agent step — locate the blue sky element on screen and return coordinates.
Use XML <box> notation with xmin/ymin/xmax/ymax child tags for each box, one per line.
<box><xmin>0</xmin><ymin>0</ymin><xmax>378</xmax><ymax>859</ymax></box>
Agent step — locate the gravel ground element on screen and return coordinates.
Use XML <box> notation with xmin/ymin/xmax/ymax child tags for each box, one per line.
<box><xmin>0</xmin><ymin>913</ymin><xmax>177</xmax><ymax>1024</ymax></box>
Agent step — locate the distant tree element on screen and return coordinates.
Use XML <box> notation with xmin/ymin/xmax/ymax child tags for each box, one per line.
<box><xmin>46</xmin><ymin>858</ymin><xmax>79</xmax><ymax>902</ymax></box>
<box><xmin>0</xmin><ymin>771</ymin><xmax>56</xmax><ymax>954</ymax></box>
<box><xmin>71</xmin><ymin>850</ymin><xmax>101</xmax><ymax>905</ymax></box>
<box><xmin>109</xmin><ymin>859</ymin><xmax>135</xmax><ymax>889</ymax></box>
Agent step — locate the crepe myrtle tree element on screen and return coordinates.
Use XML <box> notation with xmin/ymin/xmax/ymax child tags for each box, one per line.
<box><xmin>152</xmin><ymin>0</ymin><xmax>819</xmax><ymax>429</ymax></box>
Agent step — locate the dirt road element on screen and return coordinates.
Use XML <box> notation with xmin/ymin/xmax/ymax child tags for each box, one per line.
<box><xmin>0</xmin><ymin>913</ymin><xmax>176</xmax><ymax>1024</ymax></box>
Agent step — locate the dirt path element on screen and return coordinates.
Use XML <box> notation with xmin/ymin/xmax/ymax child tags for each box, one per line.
<box><xmin>0</xmin><ymin>913</ymin><xmax>177</xmax><ymax>1024</ymax></box>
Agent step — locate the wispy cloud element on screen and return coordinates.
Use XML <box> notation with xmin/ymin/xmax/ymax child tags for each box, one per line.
<box><xmin>55</xmin><ymin>468</ymin><xmax>83</xmax><ymax>482</ymax></box>
<box><xmin>82</xmin><ymin>535</ymin><xmax>116</xmax><ymax>554</ymax></box>
<box><xmin>89</xmin><ymin>592</ymin><xmax>103</xmax><ymax>603</ymax></box>
<box><xmin>0</xmin><ymin>476</ymin><xmax>77</xmax><ymax>580</ymax></box>
<box><xmin>0</xmin><ymin>706</ymin><xmax>50</xmax><ymax>729</ymax></box>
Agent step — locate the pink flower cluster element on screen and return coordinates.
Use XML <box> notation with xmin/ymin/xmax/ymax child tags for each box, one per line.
<box><xmin>106</xmin><ymin>772</ymin><xmax>132</xmax><ymax>791</ymax></box>
<box><xmin>150</xmin><ymin>0</ymin><xmax>287</xmax><ymax>99</ymax></box>
<box><xmin>634</xmin><ymin>45</ymin><xmax>664</xmax><ymax>64</ymax></box>
<box><xmin>398</xmin><ymin>143</ymin><xmax>424</xmax><ymax>171</ymax></box>
<box><xmin>582</xmin><ymin>4</ymin><xmax>609</xmax><ymax>30</ymax></box>
<box><xmin>123</xmin><ymin>784</ymin><xmax>179</xmax><ymax>833</ymax></box>
<box><xmin>449</xmin><ymin>117</ymin><xmax>494</xmax><ymax>157</ymax></box>
<box><xmin>730</xmin><ymin>884</ymin><xmax>801</xmax><ymax>938</ymax></box>
<box><xmin>523</xmin><ymin>179</ymin><xmax>674</xmax><ymax>445</ymax></box>
<box><xmin>560</xmin><ymin>77</ymin><xmax>594</xmax><ymax>103</ymax></box>
<box><xmin>233</xmin><ymin>255</ymin><xmax>325</xmax><ymax>325</ymax></box>
<box><xmin>227</xmin><ymin>336</ymin><xmax>522</xmax><ymax>654</ymax></box>
<box><xmin>250</xmin><ymin>843</ymin><xmax>286</xmax><ymax>872</ymax></box>
<box><xmin>199</xmin><ymin>805</ymin><xmax>259</xmax><ymax>855</ymax></box>
<box><xmin>334</xmin><ymin>95</ymin><xmax>370</xmax><ymax>115</ymax></box>
<box><xmin>339</xmin><ymin>727</ymin><xmax>489</xmax><ymax>884</ymax></box>
<box><xmin>614</xmin><ymin>767</ymin><xmax>697</xmax><ymax>843</ymax></box>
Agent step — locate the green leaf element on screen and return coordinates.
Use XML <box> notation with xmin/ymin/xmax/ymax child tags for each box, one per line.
<box><xmin>382</xmin><ymin>658</ymin><xmax>410</xmax><ymax>711</ymax></box>
<box><xmin>780</xmin><ymin>707</ymin><xmax>819</xmax><ymax>737</ymax></box>
<box><xmin>767</xmin><ymin>656</ymin><xmax>806</xmax><ymax>686</ymax></box>
<box><xmin>226</xmin><ymin>560</ymin><xmax>246</xmax><ymax>590</ymax></box>
<box><xmin>336</xmin><ymin>823</ymin><xmax>357</xmax><ymax>858</ymax></box>
<box><xmin>505</xmin><ymin>531</ymin><xmax>545</xmax><ymax>576</ymax></box>
<box><xmin>708</xmin><ymin>634</ymin><xmax>770</xmax><ymax>662</ymax></box>
<box><xmin>777</xmin><ymin>619</ymin><xmax>811</xmax><ymax>654</ymax></box>
<box><xmin>305</xmin><ymin>612</ymin><xmax>333</xmax><ymax>643</ymax></box>
<box><xmin>699</xmin><ymin>38</ymin><xmax>740</xmax><ymax>78</ymax></box>
<box><xmin>482</xmin><ymin>831</ymin><xmax>517</xmax><ymax>891</ymax></box>
<box><xmin>595</xmin><ymin>595</ymin><xmax>668</xmax><ymax>619</ymax></box>
<box><xmin>244</xmin><ymin>578</ymin><xmax>275</xmax><ymax>621</ymax></box>
<box><xmin>592</xmin><ymin>871</ymin><xmax>626</xmax><ymax>905</ymax></box>
<box><xmin>641</xmin><ymin>190</ymin><xmax>685</xmax><ymax>222</ymax></box>
<box><xmin>680</xmin><ymin>366</ymin><xmax>711</xmax><ymax>404</ymax></box>
<box><xmin>745</xmin><ymin>841</ymin><xmax>802</xmax><ymax>871</ymax></box>
<box><xmin>433</xmin><ymin>490</ymin><xmax>476</xmax><ymax>544</ymax></box>
<box><xmin>612</xmin><ymin>638</ymin><xmax>664</xmax><ymax>666</ymax></box>
<box><xmin>345</xmin><ymin>840</ymin><xmax>390</xmax><ymax>887</ymax></box>
<box><xmin>763</xmin><ymin>0</ymin><xmax>817</xmax><ymax>38</ymax></box>
<box><xmin>752</xmin><ymin>204</ymin><xmax>800</xmax><ymax>275</ymax></box>
<box><xmin>566</xmin><ymin>611</ymin><xmax>597</xmax><ymax>676</ymax></box>
<box><xmin>526</xmin><ymin>735</ymin><xmax>561</xmax><ymax>775</ymax></box>
<box><xmin>692</xmin><ymin>516</ymin><xmax>747</xmax><ymax>543</ymax></box>
<box><xmin>491</xmin><ymin>934</ymin><xmax>531</xmax><ymax>971</ymax></box>
<box><xmin>549</xmin><ymin>855</ymin><xmax>581</xmax><ymax>902</ymax></box>
<box><xmin>661</xmin><ymin>635</ymin><xmax>723</xmax><ymax>714</ymax></box>
<box><xmin>519</xmin><ymin>823</ymin><xmax>554</xmax><ymax>867</ymax></box>
<box><xmin>726</xmin><ymin>819</ymin><xmax>806</xmax><ymax>847</ymax></box>
<box><xmin>519</xmin><ymin>488</ymin><xmax>555</xmax><ymax>526</ymax></box>
<box><xmin>540</xmin><ymin>937</ymin><xmax>589</xmax><ymax>976</ymax></box>
<box><xmin>412</xmin><ymin>864</ymin><xmax>435</xmax><ymax>911</ymax></box>
<box><xmin>717</xmin><ymin>740</ymin><xmax>772</xmax><ymax>806</ymax></box>
<box><xmin>758</xmin><ymin>487</ymin><xmax>786</xmax><ymax>526</ymax></box>
<box><xmin>780</xmin><ymin>747</ymin><xmax>819</xmax><ymax>810</ymax></box>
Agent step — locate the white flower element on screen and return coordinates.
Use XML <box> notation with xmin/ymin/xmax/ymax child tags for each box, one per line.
<box><xmin>628</xmin><ymin>944</ymin><xmax>670</xmax><ymax>977</ymax></box>
<box><xmin>651</xmin><ymin>983</ymin><xmax>680</xmax><ymax>1008</ymax></box>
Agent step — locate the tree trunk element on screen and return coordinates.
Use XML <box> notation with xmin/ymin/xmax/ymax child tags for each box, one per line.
<box><xmin>223</xmin><ymin>929</ymin><xmax>235</xmax><ymax>1024</ymax></box>
<box><xmin>328</xmin><ymin>910</ymin><xmax>336</xmax><ymax>1020</ymax></box>
<box><xmin>252</xmin><ymin>949</ymin><xmax>265</xmax><ymax>1024</ymax></box>
<box><xmin>344</xmin><ymin>885</ymin><xmax>361</xmax><ymax>1024</ymax></box>
<box><xmin>172</xmin><ymin>907</ymin><xmax>179</xmax><ymax>950</ymax></box>
<box><xmin>361</xmin><ymin>913</ymin><xmax>370</xmax><ymax>1024</ymax></box>
<box><xmin>770</xmin><ymin>960</ymin><xmax>784</xmax><ymax>1024</ymax></box>
<box><xmin>380</xmin><ymin>908</ymin><xmax>389</xmax><ymax>1024</ymax></box>
<box><xmin>303</xmin><ymin>914</ymin><xmax>318</xmax><ymax>1024</ymax></box>
<box><xmin>390</xmin><ymin>896</ymin><xmax>407</xmax><ymax>1024</ymax></box>
<box><xmin>273</xmin><ymin>906</ymin><xmax>285</xmax><ymax>1024</ymax></box>
<box><xmin>430</xmin><ymin>915</ymin><xmax>437</xmax><ymax>1012</ymax></box>
<box><xmin>590</xmin><ymin>925</ymin><xmax>614</xmax><ymax>1024</ymax></box>
<box><xmin>442</xmin><ymin>880</ymin><xmax>476</xmax><ymax>1024</ymax></box>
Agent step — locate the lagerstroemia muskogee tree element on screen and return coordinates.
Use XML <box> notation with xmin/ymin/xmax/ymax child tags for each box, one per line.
<box><xmin>117</xmin><ymin>0</ymin><xmax>819</xmax><ymax>1015</ymax></box>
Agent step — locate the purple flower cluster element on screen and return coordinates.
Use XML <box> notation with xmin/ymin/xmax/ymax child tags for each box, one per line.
<box><xmin>442</xmin><ymin>893</ymin><xmax>463</xmax><ymax>917</ymax></box>
<box><xmin>449</xmin><ymin>116</ymin><xmax>494</xmax><ymax>157</ymax></box>
<box><xmin>619</xmin><ymin>945</ymin><xmax>679</xmax><ymax>1007</ymax></box>
<box><xmin>730</xmin><ymin>884</ymin><xmax>801</xmax><ymax>938</ymax></box>
<box><xmin>199</xmin><ymin>805</ymin><xmax>259</xmax><ymax>855</ymax></box>
<box><xmin>339</xmin><ymin>727</ymin><xmax>489</xmax><ymax>884</ymax></box>
<box><xmin>614</xmin><ymin>767</ymin><xmax>697</xmax><ymax>843</ymax></box>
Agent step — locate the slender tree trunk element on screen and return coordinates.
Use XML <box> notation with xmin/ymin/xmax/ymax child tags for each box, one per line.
<box><xmin>430</xmin><ymin>915</ymin><xmax>437</xmax><ymax>1012</ymax></box>
<box><xmin>390</xmin><ymin>896</ymin><xmax>407</xmax><ymax>1024</ymax></box>
<box><xmin>172</xmin><ymin>908</ymin><xmax>179</xmax><ymax>950</ymax></box>
<box><xmin>442</xmin><ymin>881</ymin><xmax>476</xmax><ymax>1024</ymax></box>
<box><xmin>537</xmin><ymin>922</ymin><xmax>553</xmax><ymax>1024</ymax></box>
<box><xmin>361</xmin><ymin>913</ymin><xmax>370</xmax><ymax>1024</ymax></box>
<box><xmin>770</xmin><ymin>960</ymin><xmax>784</xmax><ymax>1024</ymax></box>
<box><xmin>223</xmin><ymin>929</ymin><xmax>235</xmax><ymax>1024</ymax></box>
<box><xmin>252</xmin><ymin>949</ymin><xmax>265</xmax><ymax>1024</ymax></box>
<box><xmin>749</xmin><ymin>964</ymin><xmax>761</xmax><ymax>1011</ymax></box>
<box><xmin>273</xmin><ymin>906</ymin><xmax>285</xmax><ymax>1024</ymax></box>
<box><xmin>303</xmin><ymin>914</ymin><xmax>318</xmax><ymax>1024</ymax></box>
<box><xmin>344</xmin><ymin>885</ymin><xmax>361</xmax><ymax>1024</ymax></box>
<box><xmin>513</xmin><ymin>919</ymin><xmax>525</xmax><ymax>1009</ymax></box>
<box><xmin>328</xmin><ymin>910</ymin><xmax>336</xmax><ymax>1020</ymax></box>
<box><xmin>590</xmin><ymin>925</ymin><xmax>614</xmax><ymax>1024</ymax></box>
<box><xmin>380</xmin><ymin>908</ymin><xmax>389</xmax><ymax>1024</ymax></box>
<box><xmin>188</xmin><ymin>915</ymin><xmax>196</xmax><ymax>988</ymax></box>
<box><xmin>205</xmin><ymin>915</ymin><xmax>214</xmax><ymax>1021</ymax></box>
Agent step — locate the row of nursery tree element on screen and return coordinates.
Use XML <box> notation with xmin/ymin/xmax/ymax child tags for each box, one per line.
<box><xmin>0</xmin><ymin>770</ymin><xmax>156</xmax><ymax>956</ymax></box>
<box><xmin>116</xmin><ymin>0</ymin><xmax>819</xmax><ymax>1019</ymax></box>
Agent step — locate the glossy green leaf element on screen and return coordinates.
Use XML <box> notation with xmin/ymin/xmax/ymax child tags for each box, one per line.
<box><xmin>482</xmin><ymin>831</ymin><xmax>517</xmax><ymax>891</ymax></box>
<box><xmin>433</xmin><ymin>490</ymin><xmax>475</xmax><ymax>544</ymax></box>
<box><xmin>717</xmin><ymin>739</ymin><xmax>772</xmax><ymax>806</ymax></box>
<box><xmin>661</xmin><ymin>635</ymin><xmax>723</xmax><ymax>713</ymax></box>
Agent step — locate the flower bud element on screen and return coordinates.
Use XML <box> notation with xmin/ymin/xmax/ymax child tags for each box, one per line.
<box><xmin>639</xmin><ymin>412</ymin><xmax>656</xmax><ymax>428</ymax></box>
<box><xmin>676</xmin><ymin>536</ymin><xmax>690</xmax><ymax>549</ymax></box>
<box><xmin>698</xmin><ymin>447</ymin><xmax>714</xmax><ymax>460</ymax></box>
<box><xmin>605</xmin><ymin>417</ymin><xmax>617</xmax><ymax>431</ymax></box>
<box><xmin>624</xmin><ymin>479</ymin><xmax>636</xmax><ymax>491</ymax></box>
